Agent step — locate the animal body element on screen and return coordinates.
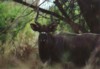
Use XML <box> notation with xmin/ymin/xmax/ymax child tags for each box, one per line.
<box><xmin>30</xmin><ymin>23</ymin><xmax>100</xmax><ymax>67</ymax></box>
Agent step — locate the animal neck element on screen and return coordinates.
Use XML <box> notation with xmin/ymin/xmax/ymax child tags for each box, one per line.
<box><xmin>38</xmin><ymin>33</ymin><xmax>55</xmax><ymax>62</ymax></box>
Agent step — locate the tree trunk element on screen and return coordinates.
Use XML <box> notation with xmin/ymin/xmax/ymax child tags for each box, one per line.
<box><xmin>77</xmin><ymin>0</ymin><xmax>100</xmax><ymax>33</ymax></box>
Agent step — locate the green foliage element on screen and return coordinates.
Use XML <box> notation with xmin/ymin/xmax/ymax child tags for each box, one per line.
<box><xmin>57</xmin><ymin>21</ymin><xmax>73</xmax><ymax>33</ymax></box>
<box><xmin>0</xmin><ymin>1</ymin><xmax>34</xmax><ymax>44</ymax></box>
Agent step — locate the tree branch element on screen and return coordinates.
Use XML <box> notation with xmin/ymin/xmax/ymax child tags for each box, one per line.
<box><xmin>54</xmin><ymin>0</ymin><xmax>87</xmax><ymax>33</ymax></box>
<box><xmin>13</xmin><ymin>0</ymin><xmax>64</xmax><ymax>21</ymax></box>
<box><xmin>13</xmin><ymin>0</ymin><xmax>87</xmax><ymax>33</ymax></box>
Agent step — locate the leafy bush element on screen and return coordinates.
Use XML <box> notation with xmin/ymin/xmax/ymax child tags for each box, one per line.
<box><xmin>0</xmin><ymin>1</ymin><xmax>34</xmax><ymax>44</ymax></box>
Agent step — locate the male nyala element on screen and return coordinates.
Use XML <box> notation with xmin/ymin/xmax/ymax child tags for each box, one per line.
<box><xmin>30</xmin><ymin>23</ymin><xmax>100</xmax><ymax>66</ymax></box>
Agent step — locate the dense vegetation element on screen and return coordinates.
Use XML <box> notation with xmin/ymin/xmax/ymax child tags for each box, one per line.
<box><xmin>0</xmin><ymin>0</ymin><xmax>100</xmax><ymax>69</ymax></box>
<box><xmin>0</xmin><ymin>1</ymin><xmax>39</xmax><ymax>69</ymax></box>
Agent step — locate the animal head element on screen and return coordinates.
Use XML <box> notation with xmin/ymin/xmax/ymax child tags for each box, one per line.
<box><xmin>30</xmin><ymin>22</ymin><xmax>58</xmax><ymax>33</ymax></box>
<box><xmin>31</xmin><ymin>22</ymin><xmax>58</xmax><ymax>41</ymax></box>
<box><xmin>30</xmin><ymin>22</ymin><xmax>58</xmax><ymax>44</ymax></box>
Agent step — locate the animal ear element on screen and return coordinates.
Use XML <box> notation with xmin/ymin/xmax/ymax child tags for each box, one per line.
<box><xmin>30</xmin><ymin>23</ymin><xmax>40</xmax><ymax>31</ymax></box>
<box><xmin>47</xmin><ymin>23</ymin><xmax>58</xmax><ymax>32</ymax></box>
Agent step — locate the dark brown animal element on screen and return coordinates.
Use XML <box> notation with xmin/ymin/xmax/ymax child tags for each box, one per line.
<box><xmin>30</xmin><ymin>23</ymin><xmax>100</xmax><ymax>67</ymax></box>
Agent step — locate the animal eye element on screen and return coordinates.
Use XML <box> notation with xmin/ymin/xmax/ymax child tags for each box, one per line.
<box><xmin>41</xmin><ymin>32</ymin><xmax>46</xmax><ymax>34</ymax></box>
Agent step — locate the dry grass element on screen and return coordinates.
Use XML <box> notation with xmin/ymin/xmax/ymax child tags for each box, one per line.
<box><xmin>0</xmin><ymin>41</ymin><xmax>100</xmax><ymax>69</ymax></box>
<box><xmin>0</xmin><ymin>43</ymin><xmax>100</xmax><ymax>69</ymax></box>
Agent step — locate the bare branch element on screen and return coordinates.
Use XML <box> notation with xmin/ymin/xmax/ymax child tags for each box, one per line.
<box><xmin>54</xmin><ymin>0</ymin><xmax>87</xmax><ymax>33</ymax></box>
<box><xmin>13</xmin><ymin>0</ymin><xmax>87</xmax><ymax>33</ymax></box>
<box><xmin>13</xmin><ymin>0</ymin><xmax>64</xmax><ymax>20</ymax></box>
